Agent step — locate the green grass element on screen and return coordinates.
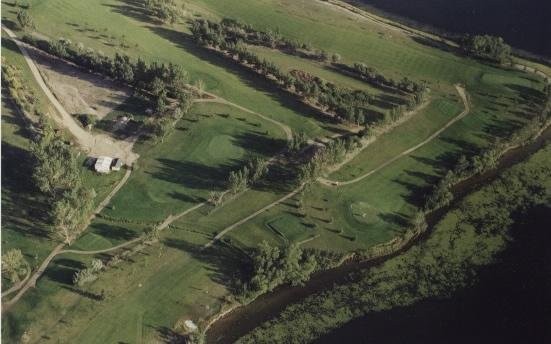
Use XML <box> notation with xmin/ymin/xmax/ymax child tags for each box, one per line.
<box><xmin>1</xmin><ymin>0</ymin><xmax>549</xmax><ymax>342</ymax></box>
<box><xmin>98</xmin><ymin>101</ymin><xmax>287</xmax><ymax>224</ymax></box>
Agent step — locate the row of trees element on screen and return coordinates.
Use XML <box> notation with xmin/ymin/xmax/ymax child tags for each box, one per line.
<box><xmin>2</xmin><ymin>61</ymin><xmax>39</xmax><ymax>117</ymax></box>
<box><xmin>21</xmin><ymin>35</ymin><xmax>192</xmax><ymax>108</ymax></box>
<box><xmin>460</xmin><ymin>34</ymin><xmax>512</xmax><ymax>64</ymax></box>
<box><xmin>346</xmin><ymin>62</ymin><xmax>427</xmax><ymax>94</ymax></box>
<box><xmin>31</xmin><ymin>120</ymin><xmax>96</xmax><ymax>244</ymax></box>
<box><xmin>215</xmin><ymin>18</ymin><xmax>339</xmax><ymax>62</ymax></box>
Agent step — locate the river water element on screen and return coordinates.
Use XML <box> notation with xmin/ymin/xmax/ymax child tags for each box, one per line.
<box><xmin>353</xmin><ymin>0</ymin><xmax>551</xmax><ymax>58</ymax></box>
<box><xmin>205</xmin><ymin>127</ymin><xmax>551</xmax><ymax>343</ymax></box>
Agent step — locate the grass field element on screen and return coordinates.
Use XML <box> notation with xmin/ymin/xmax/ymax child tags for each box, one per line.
<box><xmin>1</xmin><ymin>0</ymin><xmax>549</xmax><ymax>342</ymax></box>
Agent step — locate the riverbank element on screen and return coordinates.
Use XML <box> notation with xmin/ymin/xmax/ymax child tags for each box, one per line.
<box><xmin>205</xmin><ymin>124</ymin><xmax>551</xmax><ymax>343</ymax></box>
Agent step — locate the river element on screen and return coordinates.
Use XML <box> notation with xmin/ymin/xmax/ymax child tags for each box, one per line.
<box><xmin>205</xmin><ymin>127</ymin><xmax>551</xmax><ymax>343</ymax></box>
<box><xmin>316</xmin><ymin>205</ymin><xmax>550</xmax><ymax>344</ymax></box>
<box><xmin>350</xmin><ymin>0</ymin><xmax>551</xmax><ymax>58</ymax></box>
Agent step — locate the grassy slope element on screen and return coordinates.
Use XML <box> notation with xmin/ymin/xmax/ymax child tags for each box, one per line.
<box><xmin>1</xmin><ymin>0</ymin><xmax>548</xmax><ymax>342</ymax></box>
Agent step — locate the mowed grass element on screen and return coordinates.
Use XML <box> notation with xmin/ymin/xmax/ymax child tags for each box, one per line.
<box><xmin>100</xmin><ymin>101</ymin><xmax>287</xmax><ymax>224</ymax></box>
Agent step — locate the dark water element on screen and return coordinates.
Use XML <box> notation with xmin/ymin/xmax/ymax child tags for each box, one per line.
<box><xmin>316</xmin><ymin>205</ymin><xmax>551</xmax><ymax>344</ymax></box>
<box><xmin>205</xmin><ymin>127</ymin><xmax>551</xmax><ymax>343</ymax></box>
<box><xmin>352</xmin><ymin>0</ymin><xmax>551</xmax><ymax>58</ymax></box>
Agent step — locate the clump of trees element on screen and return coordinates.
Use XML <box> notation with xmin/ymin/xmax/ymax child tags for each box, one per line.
<box><xmin>227</xmin><ymin>157</ymin><xmax>269</xmax><ymax>194</ymax></box>
<box><xmin>143</xmin><ymin>0</ymin><xmax>181</xmax><ymax>24</ymax></box>
<box><xmin>241</xmin><ymin>241</ymin><xmax>317</xmax><ymax>296</ymax></box>
<box><xmin>460</xmin><ymin>34</ymin><xmax>512</xmax><ymax>64</ymax></box>
<box><xmin>287</xmin><ymin>131</ymin><xmax>309</xmax><ymax>152</ymax></box>
<box><xmin>31</xmin><ymin>120</ymin><xmax>96</xmax><ymax>244</ymax></box>
<box><xmin>298</xmin><ymin>135</ymin><xmax>360</xmax><ymax>184</ymax></box>
<box><xmin>16</xmin><ymin>9</ymin><xmax>34</xmax><ymax>29</ymax></box>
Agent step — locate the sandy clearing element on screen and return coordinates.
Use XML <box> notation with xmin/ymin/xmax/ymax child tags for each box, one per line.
<box><xmin>26</xmin><ymin>45</ymin><xmax>132</xmax><ymax>119</ymax></box>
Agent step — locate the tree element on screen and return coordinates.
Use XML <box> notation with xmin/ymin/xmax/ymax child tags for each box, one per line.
<box><xmin>208</xmin><ymin>191</ymin><xmax>225</xmax><ymax>206</ymax></box>
<box><xmin>52</xmin><ymin>186</ymin><xmax>96</xmax><ymax>244</ymax></box>
<box><xmin>247</xmin><ymin>157</ymin><xmax>269</xmax><ymax>184</ymax></box>
<box><xmin>17</xmin><ymin>9</ymin><xmax>34</xmax><ymax>29</ymax></box>
<box><xmin>2</xmin><ymin>249</ymin><xmax>27</xmax><ymax>283</ymax></box>
<box><xmin>331</xmin><ymin>53</ymin><xmax>341</xmax><ymax>64</ymax></box>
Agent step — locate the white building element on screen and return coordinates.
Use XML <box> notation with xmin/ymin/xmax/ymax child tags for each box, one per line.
<box><xmin>94</xmin><ymin>156</ymin><xmax>113</xmax><ymax>173</ymax></box>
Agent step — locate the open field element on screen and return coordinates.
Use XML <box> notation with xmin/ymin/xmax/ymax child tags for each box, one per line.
<box><xmin>1</xmin><ymin>0</ymin><xmax>549</xmax><ymax>342</ymax></box>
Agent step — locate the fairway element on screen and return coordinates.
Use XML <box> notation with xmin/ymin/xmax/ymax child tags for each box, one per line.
<box><xmin>1</xmin><ymin>0</ymin><xmax>549</xmax><ymax>342</ymax></box>
<box><xmin>101</xmin><ymin>101</ymin><xmax>287</xmax><ymax>223</ymax></box>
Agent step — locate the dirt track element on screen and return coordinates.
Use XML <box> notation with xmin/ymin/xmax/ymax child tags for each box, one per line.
<box><xmin>2</xmin><ymin>26</ymin><xmax>139</xmax><ymax>164</ymax></box>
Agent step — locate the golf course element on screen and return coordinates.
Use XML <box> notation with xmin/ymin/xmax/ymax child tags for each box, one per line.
<box><xmin>1</xmin><ymin>0</ymin><xmax>549</xmax><ymax>343</ymax></box>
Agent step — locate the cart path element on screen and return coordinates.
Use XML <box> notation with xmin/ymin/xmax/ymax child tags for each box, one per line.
<box><xmin>203</xmin><ymin>186</ymin><xmax>305</xmax><ymax>249</ymax></box>
<box><xmin>194</xmin><ymin>96</ymin><xmax>293</xmax><ymax>141</ymax></box>
<box><xmin>318</xmin><ymin>85</ymin><xmax>470</xmax><ymax>187</ymax></box>
<box><xmin>61</xmin><ymin>202</ymin><xmax>207</xmax><ymax>255</ymax></box>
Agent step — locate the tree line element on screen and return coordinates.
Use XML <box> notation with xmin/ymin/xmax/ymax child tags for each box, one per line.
<box><xmin>30</xmin><ymin>119</ymin><xmax>96</xmax><ymax>244</ymax></box>
<box><xmin>190</xmin><ymin>19</ymin><xmax>427</xmax><ymax>126</ymax></box>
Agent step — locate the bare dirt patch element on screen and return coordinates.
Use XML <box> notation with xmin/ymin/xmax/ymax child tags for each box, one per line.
<box><xmin>26</xmin><ymin>45</ymin><xmax>131</xmax><ymax>119</ymax></box>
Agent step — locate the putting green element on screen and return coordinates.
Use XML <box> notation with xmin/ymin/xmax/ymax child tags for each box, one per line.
<box><xmin>349</xmin><ymin>202</ymin><xmax>381</xmax><ymax>226</ymax></box>
<box><xmin>207</xmin><ymin>134</ymin><xmax>245</xmax><ymax>162</ymax></box>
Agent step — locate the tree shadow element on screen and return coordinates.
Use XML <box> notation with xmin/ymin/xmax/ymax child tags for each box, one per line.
<box><xmin>90</xmin><ymin>223</ymin><xmax>139</xmax><ymax>241</ymax></box>
<box><xmin>231</xmin><ymin>131</ymin><xmax>286</xmax><ymax>157</ymax></box>
<box><xmin>1</xmin><ymin>130</ymin><xmax>51</xmax><ymax>239</ymax></box>
<box><xmin>378</xmin><ymin>212</ymin><xmax>410</xmax><ymax>227</ymax></box>
<box><xmin>163</xmin><ymin>238</ymin><xmax>250</xmax><ymax>294</ymax></box>
<box><xmin>44</xmin><ymin>258</ymin><xmax>86</xmax><ymax>285</ymax></box>
<box><xmin>150</xmin><ymin>158</ymin><xmax>239</xmax><ymax>191</ymax></box>
<box><xmin>102</xmin><ymin>0</ymin><xmax>160</xmax><ymax>25</ymax></box>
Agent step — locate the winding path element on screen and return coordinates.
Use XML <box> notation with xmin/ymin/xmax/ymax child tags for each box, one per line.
<box><xmin>2</xmin><ymin>169</ymin><xmax>132</xmax><ymax>310</ymax></box>
<box><xmin>318</xmin><ymin>85</ymin><xmax>470</xmax><ymax>186</ymax></box>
